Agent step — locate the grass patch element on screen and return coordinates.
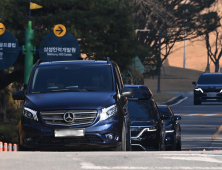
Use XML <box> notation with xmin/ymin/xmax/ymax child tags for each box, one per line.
<box><xmin>152</xmin><ymin>92</ymin><xmax>178</xmax><ymax>104</ymax></box>
<box><xmin>144</xmin><ymin>66</ymin><xmax>202</xmax><ymax>103</ymax></box>
<box><xmin>0</xmin><ymin>124</ymin><xmax>18</xmax><ymax>143</ymax></box>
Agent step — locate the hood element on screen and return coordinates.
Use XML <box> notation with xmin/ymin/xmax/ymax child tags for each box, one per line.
<box><xmin>24</xmin><ymin>91</ymin><xmax>117</xmax><ymax>111</ymax></box>
<box><xmin>196</xmin><ymin>84</ymin><xmax>222</xmax><ymax>89</ymax></box>
<box><xmin>130</xmin><ymin>117</ymin><xmax>156</xmax><ymax>127</ymax></box>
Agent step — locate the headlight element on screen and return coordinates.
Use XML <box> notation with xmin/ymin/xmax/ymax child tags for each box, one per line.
<box><xmin>23</xmin><ymin>107</ymin><xmax>38</xmax><ymax>121</ymax></box>
<box><xmin>195</xmin><ymin>88</ymin><xmax>203</xmax><ymax>93</ymax></box>
<box><xmin>100</xmin><ymin>104</ymin><xmax>117</xmax><ymax>121</ymax></box>
<box><xmin>220</xmin><ymin>89</ymin><xmax>222</xmax><ymax>93</ymax></box>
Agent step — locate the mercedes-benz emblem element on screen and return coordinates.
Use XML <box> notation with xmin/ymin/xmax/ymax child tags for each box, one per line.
<box><xmin>63</xmin><ymin>112</ymin><xmax>75</xmax><ymax>123</ymax></box>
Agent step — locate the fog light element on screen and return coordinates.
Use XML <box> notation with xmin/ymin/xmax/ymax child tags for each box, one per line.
<box><xmin>25</xmin><ymin>137</ymin><xmax>33</xmax><ymax>143</ymax></box>
<box><xmin>115</xmin><ymin>136</ymin><xmax>119</xmax><ymax>141</ymax></box>
<box><xmin>105</xmin><ymin>133</ymin><xmax>114</xmax><ymax>140</ymax></box>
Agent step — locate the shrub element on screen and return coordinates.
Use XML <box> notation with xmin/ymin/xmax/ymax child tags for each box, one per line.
<box><xmin>0</xmin><ymin>124</ymin><xmax>18</xmax><ymax>143</ymax></box>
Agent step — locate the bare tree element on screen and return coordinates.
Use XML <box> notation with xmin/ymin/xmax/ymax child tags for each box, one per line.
<box><xmin>205</xmin><ymin>29</ymin><xmax>222</xmax><ymax>72</ymax></box>
<box><xmin>134</xmin><ymin>0</ymin><xmax>220</xmax><ymax>68</ymax></box>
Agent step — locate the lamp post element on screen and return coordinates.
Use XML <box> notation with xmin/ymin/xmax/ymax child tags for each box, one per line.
<box><xmin>157</xmin><ymin>28</ymin><xmax>162</xmax><ymax>93</ymax></box>
<box><xmin>183</xmin><ymin>0</ymin><xmax>189</xmax><ymax>68</ymax></box>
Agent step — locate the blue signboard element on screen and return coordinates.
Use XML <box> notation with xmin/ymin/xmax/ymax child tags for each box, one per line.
<box><xmin>0</xmin><ymin>31</ymin><xmax>19</xmax><ymax>70</ymax></box>
<box><xmin>39</xmin><ymin>32</ymin><xmax>80</xmax><ymax>62</ymax></box>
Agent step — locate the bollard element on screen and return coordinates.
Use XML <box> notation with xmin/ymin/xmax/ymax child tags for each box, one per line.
<box><xmin>13</xmin><ymin>144</ymin><xmax>17</xmax><ymax>152</ymax></box>
<box><xmin>0</xmin><ymin>141</ymin><xmax>3</xmax><ymax>151</ymax></box>
<box><xmin>8</xmin><ymin>143</ymin><xmax>12</xmax><ymax>152</ymax></box>
<box><xmin>3</xmin><ymin>143</ymin><xmax>7</xmax><ymax>152</ymax></box>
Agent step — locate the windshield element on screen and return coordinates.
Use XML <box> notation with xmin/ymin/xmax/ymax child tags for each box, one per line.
<box><xmin>30</xmin><ymin>64</ymin><xmax>113</xmax><ymax>93</ymax></box>
<box><xmin>197</xmin><ymin>74</ymin><xmax>222</xmax><ymax>84</ymax></box>
<box><xmin>128</xmin><ymin>100</ymin><xmax>155</xmax><ymax>119</ymax></box>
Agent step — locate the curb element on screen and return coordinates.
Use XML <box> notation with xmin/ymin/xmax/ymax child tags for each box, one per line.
<box><xmin>161</xmin><ymin>94</ymin><xmax>184</xmax><ymax>105</ymax></box>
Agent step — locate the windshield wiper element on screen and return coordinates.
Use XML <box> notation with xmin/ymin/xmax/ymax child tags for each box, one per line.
<box><xmin>32</xmin><ymin>89</ymin><xmax>95</xmax><ymax>93</ymax></box>
<box><xmin>32</xmin><ymin>91</ymin><xmax>54</xmax><ymax>93</ymax></box>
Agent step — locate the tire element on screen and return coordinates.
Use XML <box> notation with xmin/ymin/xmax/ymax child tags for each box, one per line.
<box><xmin>126</xmin><ymin>125</ymin><xmax>131</xmax><ymax>151</ymax></box>
<box><xmin>18</xmin><ymin>133</ymin><xmax>28</xmax><ymax>151</ymax></box>
<box><xmin>176</xmin><ymin>130</ymin><xmax>181</xmax><ymax>151</ymax></box>
<box><xmin>114</xmin><ymin>122</ymin><xmax>126</xmax><ymax>151</ymax></box>
<box><xmin>160</xmin><ymin>140</ymin><xmax>166</xmax><ymax>151</ymax></box>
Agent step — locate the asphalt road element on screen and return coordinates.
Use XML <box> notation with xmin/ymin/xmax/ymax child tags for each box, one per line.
<box><xmin>1</xmin><ymin>91</ymin><xmax>222</xmax><ymax>170</ymax></box>
<box><xmin>171</xmin><ymin>91</ymin><xmax>222</xmax><ymax>151</ymax></box>
<box><xmin>1</xmin><ymin>151</ymin><xmax>222</xmax><ymax>170</ymax></box>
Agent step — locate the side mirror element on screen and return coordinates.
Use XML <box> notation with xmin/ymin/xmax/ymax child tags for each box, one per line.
<box><xmin>174</xmin><ymin>116</ymin><xmax>181</xmax><ymax>120</ymax></box>
<box><xmin>160</xmin><ymin>115</ymin><xmax>169</xmax><ymax>120</ymax></box>
<box><xmin>12</xmin><ymin>91</ymin><xmax>24</xmax><ymax>100</ymax></box>
<box><xmin>121</xmin><ymin>88</ymin><xmax>134</xmax><ymax>98</ymax></box>
<box><xmin>192</xmin><ymin>81</ymin><xmax>196</xmax><ymax>85</ymax></box>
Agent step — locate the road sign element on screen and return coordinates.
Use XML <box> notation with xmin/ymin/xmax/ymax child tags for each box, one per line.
<box><xmin>0</xmin><ymin>31</ymin><xmax>19</xmax><ymax>70</ymax></box>
<box><xmin>53</xmin><ymin>24</ymin><xmax>66</xmax><ymax>37</ymax></box>
<box><xmin>39</xmin><ymin>32</ymin><xmax>80</xmax><ymax>62</ymax></box>
<box><xmin>0</xmin><ymin>23</ymin><xmax>5</xmax><ymax>35</ymax></box>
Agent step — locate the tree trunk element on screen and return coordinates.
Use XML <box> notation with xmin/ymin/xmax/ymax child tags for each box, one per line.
<box><xmin>215</xmin><ymin>60</ymin><xmax>220</xmax><ymax>73</ymax></box>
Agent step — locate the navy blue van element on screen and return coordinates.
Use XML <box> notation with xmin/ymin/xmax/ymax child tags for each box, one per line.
<box><xmin>13</xmin><ymin>58</ymin><xmax>133</xmax><ymax>151</ymax></box>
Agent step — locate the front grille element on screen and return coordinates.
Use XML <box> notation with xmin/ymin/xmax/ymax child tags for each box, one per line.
<box><xmin>131</xmin><ymin>131</ymin><xmax>140</xmax><ymax>137</ymax></box>
<box><xmin>203</xmin><ymin>89</ymin><xmax>221</xmax><ymax>93</ymax></box>
<box><xmin>40</xmin><ymin>110</ymin><xmax>98</xmax><ymax>126</ymax></box>
<box><xmin>38</xmin><ymin>135</ymin><xmax>103</xmax><ymax>144</ymax></box>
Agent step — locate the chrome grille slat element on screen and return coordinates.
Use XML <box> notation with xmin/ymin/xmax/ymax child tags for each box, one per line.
<box><xmin>75</xmin><ymin>117</ymin><xmax>95</xmax><ymax>119</ymax></box>
<box><xmin>44</xmin><ymin>121</ymin><xmax>94</xmax><ymax>126</ymax></box>
<box><xmin>42</xmin><ymin>117</ymin><xmax>64</xmax><ymax>120</ymax></box>
<box><xmin>40</xmin><ymin>110</ymin><xmax>98</xmax><ymax>126</ymax></box>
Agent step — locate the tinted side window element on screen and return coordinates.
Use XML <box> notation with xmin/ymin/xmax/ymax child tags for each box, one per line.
<box><xmin>152</xmin><ymin>100</ymin><xmax>160</xmax><ymax>119</ymax></box>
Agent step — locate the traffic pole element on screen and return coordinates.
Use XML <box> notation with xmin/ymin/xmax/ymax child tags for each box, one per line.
<box><xmin>0</xmin><ymin>141</ymin><xmax>3</xmax><ymax>151</ymax></box>
<box><xmin>8</xmin><ymin>143</ymin><xmax>12</xmax><ymax>152</ymax></box>
<box><xmin>3</xmin><ymin>143</ymin><xmax>7</xmax><ymax>151</ymax></box>
<box><xmin>23</xmin><ymin>20</ymin><xmax>34</xmax><ymax>94</ymax></box>
<box><xmin>13</xmin><ymin>144</ymin><xmax>17</xmax><ymax>152</ymax></box>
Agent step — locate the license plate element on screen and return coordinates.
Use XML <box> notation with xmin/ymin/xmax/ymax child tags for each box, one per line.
<box><xmin>207</xmin><ymin>93</ymin><xmax>217</xmax><ymax>97</ymax></box>
<box><xmin>54</xmin><ymin>129</ymin><xmax>85</xmax><ymax>137</ymax></box>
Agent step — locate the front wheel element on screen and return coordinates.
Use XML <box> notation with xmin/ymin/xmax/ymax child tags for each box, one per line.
<box><xmin>114</xmin><ymin>122</ymin><xmax>127</xmax><ymax>151</ymax></box>
<box><xmin>18</xmin><ymin>133</ymin><xmax>28</xmax><ymax>151</ymax></box>
<box><xmin>176</xmin><ymin>130</ymin><xmax>182</xmax><ymax>151</ymax></box>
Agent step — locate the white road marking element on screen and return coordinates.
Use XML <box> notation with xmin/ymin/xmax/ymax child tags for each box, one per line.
<box><xmin>174</xmin><ymin>113</ymin><xmax>222</xmax><ymax>116</ymax></box>
<box><xmin>159</xmin><ymin>156</ymin><xmax>222</xmax><ymax>163</ymax></box>
<box><xmin>203</xmin><ymin>114</ymin><xmax>218</xmax><ymax>116</ymax></box>
<box><xmin>185</xmin><ymin>114</ymin><xmax>201</xmax><ymax>116</ymax></box>
<box><xmin>81</xmin><ymin>166</ymin><xmax>222</xmax><ymax>169</ymax></box>
<box><xmin>169</xmin><ymin>97</ymin><xmax>188</xmax><ymax>107</ymax></box>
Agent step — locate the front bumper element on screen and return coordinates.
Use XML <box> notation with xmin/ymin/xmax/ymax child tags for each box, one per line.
<box><xmin>19</xmin><ymin>116</ymin><xmax>122</xmax><ymax>151</ymax></box>
<box><xmin>165</xmin><ymin>130</ymin><xmax>175</xmax><ymax>149</ymax></box>
<box><xmin>130</xmin><ymin>127</ymin><xmax>157</xmax><ymax>151</ymax></box>
<box><xmin>194</xmin><ymin>91</ymin><xmax>222</xmax><ymax>102</ymax></box>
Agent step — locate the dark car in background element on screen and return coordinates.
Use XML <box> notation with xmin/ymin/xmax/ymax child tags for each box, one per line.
<box><xmin>157</xmin><ymin>105</ymin><xmax>181</xmax><ymax>151</ymax></box>
<box><xmin>13</xmin><ymin>58</ymin><xmax>134</xmax><ymax>151</ymax></box>
<box><xmin>125</xmin><ymin>85</ymin><xmax>166</xmax><ymax>151</ymax></box>
<box><xmin>192</xmin><ymin>73</ymin><xmax>222</xmax><ymax>105</ymax></box>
